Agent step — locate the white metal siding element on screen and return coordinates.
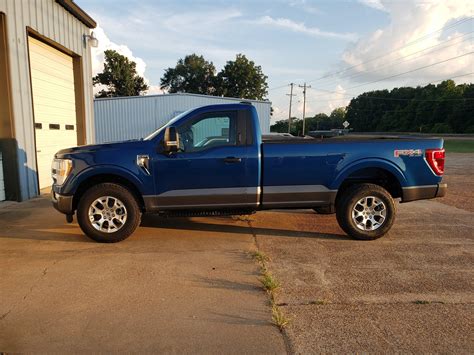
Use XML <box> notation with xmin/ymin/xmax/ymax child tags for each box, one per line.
<box><xmin>0</xmin><ymin>0</ymin><xmax>95</xmax><ymax>200</ymax></box>
<box><xmin>29</xmin><ymin>36</ymin><xmax>77</xmax><ymax>189</ymax></box>
<box><xmin>0</xmin><ymin>152</ymin><xmax>4</xmax><ymax>201</ymax></box>
<box><xmin>94</xmin><ymin>93</ymin><xmax>271</xmax><ymax>143</ymax></box>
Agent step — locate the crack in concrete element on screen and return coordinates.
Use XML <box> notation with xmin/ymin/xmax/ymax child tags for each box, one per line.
<box><xmin>0</xmin><ymin>309</ymin><xmax>11</xmax><ymax>320</ymax></box>
<box><xmin>0</xmin><ymin>250</ymin><xmax>82</xmax><ymax>322</ymax></box>
<box><xmin>276</xmin><ymin>300</ymin><xmax>473</xmax><ymax>307</ymax></box>
<box><xmin>246</xmin><ymin>219</ymin><xmax>294</xmax><ymax>355</ymax></box>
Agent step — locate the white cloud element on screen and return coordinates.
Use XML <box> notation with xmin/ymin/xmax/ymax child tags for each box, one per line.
<box><xmin>289</xmin><ymin>0</ymin><xmax>323</xmax><ymax>15</ymax></box>
<box><xmin>91</xmin><ymin>26</ymin><xmax>162</xmax><ymax>95</ymax></box>
<box><xmin>358</xmin><ymin>0</ymin><xmax>387</xmax><ymax>12</ymax></box>
<box><xmin>92</xmin><ymin>26</ymin><xmax>147</xmax><ymax>78</ymax></box>
<box><xmin>300</xmin><ymin>85</ymin><xmax>350</xmax><ymax>116</ymax></box>
<box><xmin>341</xmin><ymin>0</ymin><xmax>474</xmax><ymax>84</ymax></box>
<box><xmin>256</xmin><ymin>16</ymin><xmax>357</xmax><ymax>41</ymax></box>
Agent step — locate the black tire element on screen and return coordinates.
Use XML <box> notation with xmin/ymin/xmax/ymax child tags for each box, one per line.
<box><xmin>313</xmin><ymin>205</ymin><xmax>335</xmax><ymax>214</ymax></box>
<box><xmin>336</xmin><ymin>183</ymin><xmax>395</xmax><ymax>240</ymax></box>
<box><xmin>77</xmin><ymin>183</ymin><xmax>141</xmax><ymax>243</ymax></box>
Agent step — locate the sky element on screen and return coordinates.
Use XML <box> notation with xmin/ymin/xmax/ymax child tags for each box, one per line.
<box><xmin>76</xmin><ymin>0</ymin><xmax>474</xmax><ymax>123</ymax></box>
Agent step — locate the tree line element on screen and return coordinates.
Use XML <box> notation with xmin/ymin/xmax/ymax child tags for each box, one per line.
<box><xmin>93</xmin><ymin>50</ymin><xmax>269</xmax><ymax>101</ymax></box>
<box><xmin>271</xmin><ymin>80</ymin><xmax>474</xmax><ymax>134</ymax></box>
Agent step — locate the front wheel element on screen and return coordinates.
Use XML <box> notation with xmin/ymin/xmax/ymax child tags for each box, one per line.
<box><xmin>77</xmin><ymin>183</ymin><xmax>142</xmax><ymax>243</ymax></box>
<box><xmin>336</xmin><ymin>183</ymin><xmax>395</xmax><ymax>240</ymax></box>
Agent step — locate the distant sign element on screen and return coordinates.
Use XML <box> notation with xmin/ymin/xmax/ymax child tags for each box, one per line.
<box><xmin>343</xmin><ymin>120</ymin><xmax>350</xmax><ymax>128</ymax></box>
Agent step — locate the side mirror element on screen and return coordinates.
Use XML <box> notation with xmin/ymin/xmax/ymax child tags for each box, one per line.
<box><xmin>163</xmin><ymin>126</ymin><xmax>180</xmax><ymax>153</ymax></box>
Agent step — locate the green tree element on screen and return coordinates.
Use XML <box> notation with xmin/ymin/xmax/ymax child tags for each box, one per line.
<box><xmin>345</xmin><ymin>80</ymin><xmax>474</xmax><ymax>133</ymax></box>
<box><xmin>329</xmin><ymin>107</ymin><xmax>346</xmax><ymax>128</ymax></box>
<box><xmin>93</xmin><ymin>50</ymin><xmax>149</xmax><ymax>98</ymax></box>
<box><xmin>160</xmin><ymin>54</ymin><xmax>216</xmax><ymax>95</ymax></box>
<box><xmin>216</xmin><ymin>54</ymin><xmax>268</xmax><ymax>100</ymax></box>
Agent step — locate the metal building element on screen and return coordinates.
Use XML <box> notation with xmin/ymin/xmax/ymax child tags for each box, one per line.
<box><xmin>94</xmin><ymin>93</ymin><xmax>272</xmax><ymax>143</ymax></box>
<box><xmin>0</xmin><ymin>0</ymin><xmax>96</xmax><ymax>201</ymax></box>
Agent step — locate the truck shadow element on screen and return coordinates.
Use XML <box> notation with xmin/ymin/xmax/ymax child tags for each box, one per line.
<box><xmin>141</xmin><ymin>215</ymin><xmax>349</xmax><ymax>240</ymax></box>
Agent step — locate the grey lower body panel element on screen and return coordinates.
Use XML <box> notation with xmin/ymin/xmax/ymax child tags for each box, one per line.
<box><xmin>144</xmin><ymin>185</ymin><xmax>337</xmax><ymax>212</ymax></box>
<box><xmin>144</xmin><ymin>187</ymin><xmax>259</xmax><ymax>211</ymax></box>
<box><xmin>261</xmin><ymin>185</ymin><xmax>337</xmax><ymax>209</ymax></box>
<box><xmin>402</xmin><ymin>183</ymin><xmax>447</xmax><ymax>202</ymax></box>
<box><xmin>51</xmin><ymin>191</ymin><xmax>74</xmax><ymax>214</ymax></box>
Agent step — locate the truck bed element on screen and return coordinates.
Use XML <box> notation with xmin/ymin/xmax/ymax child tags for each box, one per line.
<box><xmin>260</xmin><ymin>136</ymin><xmax>444</xmax><ymax>208</ymax></box>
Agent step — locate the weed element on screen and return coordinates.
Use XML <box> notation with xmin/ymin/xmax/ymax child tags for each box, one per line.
<box><xmin>252</xmin><ymin>250</ymin><xmax>270</xmax><ymax>263</ymax></box>
<box><xmin>272</xmin><ymin>303</ymin><xmax>289</xmax><ymax>330</ymax></box>
<box><xmin>260</xmin><ymin>271</ymin><xmax>280</xmax><ymax>292</ymax></box>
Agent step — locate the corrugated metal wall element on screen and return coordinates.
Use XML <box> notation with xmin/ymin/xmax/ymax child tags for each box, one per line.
<box><xmin>0</xmin><ymin>0</ymin><xmax>94</xmax><ymax>200</ymax></box>
<box><xmin>95</xmin><ymin>93</ymin><xmax>271</xmax><ymax>143</ymax></box>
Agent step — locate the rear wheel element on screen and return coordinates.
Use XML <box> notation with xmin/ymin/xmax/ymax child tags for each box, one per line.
<box><xmin>77</xmin><ymin>183</ymin><xmax>141</xmax><ymax>243</ymax></box>
<box><xmin>336</xmin><ymin>183</ymin><xmax>395</xmax><ymax>240</ymax></box>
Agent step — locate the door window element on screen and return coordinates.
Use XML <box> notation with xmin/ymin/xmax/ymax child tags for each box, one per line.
<box><xmin>178</xmin><ymin>112</ymin><xmax>237</xmax><ymax>152</ymax></box>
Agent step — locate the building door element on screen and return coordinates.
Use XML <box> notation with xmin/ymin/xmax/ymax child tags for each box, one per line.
<box><xmin>28</xmin><ymin>36</ymin><xmax>77</xmax><ymax>189</ymax></box>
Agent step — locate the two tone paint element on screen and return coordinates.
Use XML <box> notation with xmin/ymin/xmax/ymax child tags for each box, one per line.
<box><xmin>52</xmin><ymin>103</ymin><xmax>445</xmax><ymax>214</ymax></box>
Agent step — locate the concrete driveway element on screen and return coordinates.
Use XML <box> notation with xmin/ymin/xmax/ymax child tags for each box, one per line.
<box><xmin>252</xmin><ymin>201</ymin><xmax>473</xmax><ymax>353</ymax></box>
<box><xmin>1</xmin><ymin>154</ymin><xmax>472</xmax><ymax>353</ymax></box>
<box><xmin>0</xmin><ymin>197</ymin><xmax>286</xmax><ymax>353</ymax></box>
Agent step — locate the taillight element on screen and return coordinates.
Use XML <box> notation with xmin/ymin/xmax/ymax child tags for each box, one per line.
<box><xmin>425</xmin><ymin>148</ymin><xmax>445</xmax><ymax>176</ymax></box>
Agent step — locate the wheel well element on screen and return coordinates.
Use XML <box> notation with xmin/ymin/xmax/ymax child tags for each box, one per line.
<box><xmin>336</xmin><ymin>168</ymin><xmax>402</xmax><ymax>204</ymax></box>
<box><xmin>72</xmin><ymin>174</ymin><xmax>145</xmax><ymax>212</ymax></box>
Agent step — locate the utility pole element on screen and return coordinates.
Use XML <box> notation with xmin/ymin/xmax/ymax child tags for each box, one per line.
<box><xmin>286</xmin><ymin>83</ymin><xmax>296</xmax><ymax>134</ymax></box>
<box><xmin>298</xmin><ymin>83</ymin><xmax>311</xmax><ymax>136</ymax></box>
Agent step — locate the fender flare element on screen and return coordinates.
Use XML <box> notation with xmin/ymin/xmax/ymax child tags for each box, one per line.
<box><xmin>331</xmin><ymin>158</ymin><xmax>408</xmax><ymax>190</ymax></box>
<box><xmin>64</xmin><ymin>165</ymin><xmax>144</xmax><ymax>195</ymax></box>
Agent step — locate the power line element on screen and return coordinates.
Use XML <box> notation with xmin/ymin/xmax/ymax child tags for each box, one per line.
<box><xmin>268</xmin><ymin>84</ymin><xmax>289</xmax><ymax>91</ymax></box>
<box><xmin>305</xmin><ymin>52</ymin><xmax>474</xmax><ymax>99</ymax></box>
<box><xmin>311</xmin><ymin>73</ymin><xmax>474</xmax><ymax>101</ymax></box>
<box><xmin>332</xmin><ymin>51</ymin><xmax>474</xmax><ymax>91</ymax></box>
<box><xmin>305</xmin><ymin>17</ymin><xmax>473</xmax><ymax>84</ymax></box>
<box><xmin>302</xmin><ymin>73</ymin><xmax>474</xmax><ymax>104</ymax></box>
<box><xmin>312</xmin><ymin>32</ymin><xmax>473</xmax><ymax>89</ymax></box>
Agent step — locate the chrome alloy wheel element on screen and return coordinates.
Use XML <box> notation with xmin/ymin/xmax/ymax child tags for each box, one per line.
<box><xmin>351</xmin><ymin>196</ymin><xmax>386</xmax><ymax>231</ymax></box>
<box><xmin>88</xmin><ymin>196</ymin><xmax>128</xmax><ymax>233</ymax></box>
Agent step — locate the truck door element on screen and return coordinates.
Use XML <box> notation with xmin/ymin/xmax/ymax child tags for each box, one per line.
<box><xmin>151</xmin><ymin>109</ymin><xmax>259</xmax><ymax>210</ymax></box>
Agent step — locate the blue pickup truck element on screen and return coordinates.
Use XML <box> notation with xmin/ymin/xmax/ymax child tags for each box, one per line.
<box><xmin>51</xmin><ymin>102</ymin><xmax>446</xmax><ymax>242</ymax></box>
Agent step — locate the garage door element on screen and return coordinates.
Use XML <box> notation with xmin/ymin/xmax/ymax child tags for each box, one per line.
<box><xmin>28</xmin><ymin>36</ymin><xmax>77</xmax><ymax>189</ymax></box>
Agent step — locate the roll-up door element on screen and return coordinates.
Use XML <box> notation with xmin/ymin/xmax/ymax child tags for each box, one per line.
<box><xmin>28</xmin><ymin>36</ymin><xmax>77</xmax><ymax>189</ymax></box>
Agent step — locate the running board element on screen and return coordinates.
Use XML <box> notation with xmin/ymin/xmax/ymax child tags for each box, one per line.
<box><xmin>158</xmin><ymin>209</ymin><xmax>256</xmax><ymax>218</ymax></box>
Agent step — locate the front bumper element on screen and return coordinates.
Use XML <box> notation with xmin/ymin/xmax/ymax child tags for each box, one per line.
<box><xmin>402</xmin><ymin>183</ymin><xmax>447</xmax><ymax>202</ymax></box>
<box><xmin>52</xmin><ymin>190</ymin><xmax>74</xmax><ymax>214</ymax></box>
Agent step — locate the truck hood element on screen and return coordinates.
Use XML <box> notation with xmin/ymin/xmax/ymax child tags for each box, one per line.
<box><xmin>55</xmin><ymin>139</ymin><xmax>144</xmax><ymax>158</ymax></box>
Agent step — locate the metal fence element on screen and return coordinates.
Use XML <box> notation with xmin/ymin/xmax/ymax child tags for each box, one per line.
<box><xmin>94</xmin><ymin>93</ymin><xmax>271</xmax><ymax>143</ymax></box>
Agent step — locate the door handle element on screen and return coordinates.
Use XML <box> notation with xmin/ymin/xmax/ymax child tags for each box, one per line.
<box><xmin>223</xmin><ymin>157</ymin><xmax>242</xmax><ymax>163</ymax></box>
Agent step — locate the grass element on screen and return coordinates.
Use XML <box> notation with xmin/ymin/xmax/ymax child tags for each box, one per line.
<box><xmin>444</xmin><ymin>139</ymin><xmax>474</xmax><ymax>153</ymax></box>
<box><xmin>260</xmin><ymin>271</ymin><xmax>280</xmax><ymax>292</ymax></box>
<box><xmin>252</xmin><ymin>250</ymin><xmax>270</xmax><ymax>264</ymax></box>
<box><xmin>272</xmin><ymin>303</ymin><xmax>290</xmax><ymax>330</ymax></box>
<box><xmin>251</xmin><ymin>248</ymin><xmax>290</xmax><ymax>330</ymax></box>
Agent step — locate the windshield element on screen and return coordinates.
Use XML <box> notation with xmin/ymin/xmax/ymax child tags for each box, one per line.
<box><xmin>144</xmin><ymin>108</ymin><xmax>194</xmax><ymax>140</ymax></box>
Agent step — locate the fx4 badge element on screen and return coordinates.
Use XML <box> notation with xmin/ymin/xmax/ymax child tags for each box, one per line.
<box><xmin>394</xmin><ymin>149</ymin><xmax>422</xmax><ymax>157</ymax></box>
